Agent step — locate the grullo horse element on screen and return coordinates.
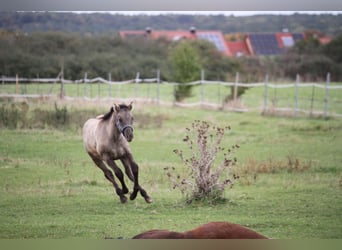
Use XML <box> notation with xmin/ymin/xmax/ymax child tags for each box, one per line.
<box><xmin>82</xmin><ymin>102</ymin><xmax>152</xmax><ymax>203</ymax></box>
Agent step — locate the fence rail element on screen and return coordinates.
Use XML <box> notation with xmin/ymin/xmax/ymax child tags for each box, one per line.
<box><xmin>1</xmin><ymin>72</ymin><xmax>342</xmax><ymax>118</ymax></box>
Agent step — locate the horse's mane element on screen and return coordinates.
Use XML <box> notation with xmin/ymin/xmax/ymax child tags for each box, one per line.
<box><xmin>98</xmin><ymin>104</ymin><xmax>130</xmax><ymax>121</ymax></box>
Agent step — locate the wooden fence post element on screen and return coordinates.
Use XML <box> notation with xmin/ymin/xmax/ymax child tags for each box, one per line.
<box><xmin>294</xmin><ymin>74</ymin><xmax>300</xmax><ymax>117</ymax></box>
<box><xmin>60</xmin><ymin>69</ymin><xmax>65</xmax><ymax>99</ymax></box>
<box><xmin>263</xmin><ymin>74</ymin><xmax>269</xmax><ymax>113</ymax></box>
<box><xmin>310</xmin><ymin>81</ymin><xmax>316</xmax><ymax>117</ymax></box>
<box><xmin>76</xmin><ymin>79</ymin><xmax>79</xmax><ymax>97</ymax></box>
<box><xmin>135</xmin><ymin>72</ymin><xmax>140</xmax><ymax>97</ymax></box>
<box><xmin>97</xmin><ymin>80</ymin><xmax>100</xmax><ymax>98</ymax></box>
<box><xmin>108</xmin><ymin>72</ymin><xmax>112</xmax><ymax>97</ymax></box>
<box><xmin>16</xmin><ymin>74</ymin><xmax>19</xmax><ymax>94</ymax></box>
<box><xmin>201</xmin><ymin>69</ymin><xmax>205</xmax><ymax>104</ymax></box>
<box><xmin>234</xmin><ymin>72</ymin><xmax>239</xmax><ymax>102</ymax></box>
<box><xmin>156</xmin><ymin>69</ymin><xmax>160</xmax><ymax>105</ymax></box>
<box><xmin>83</xmin><ymin>72</ymin><xmax>87</xmax><ymax>98</ymax></box>
<box><xmin>324</xmin><ymin>72</ymin><xmax>330</xmax><ymax>118</ymax></box>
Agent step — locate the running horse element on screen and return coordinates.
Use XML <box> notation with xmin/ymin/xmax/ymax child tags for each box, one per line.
<box><xmin>82</xmin><ymin>102</ymin><xmax>152</xmax><ymax>203</ymax></box>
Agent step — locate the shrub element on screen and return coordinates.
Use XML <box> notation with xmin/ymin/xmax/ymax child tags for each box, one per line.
<box><xmin>169</xmin><ymin>41</ymin><xmax>201</xmax><ymax>102</ymax></box>
<box><xmin>33</xmin><ymin>102</ymin><xmax>68</xmax><ymax>128</ymax></box>
<box><xmin>165</xmin><ymin>120</ymin><xmax>239</xmax><ymax>204</ymax></box>
<box><xmin>0</xmin><ymin>101</ymin><xmax>29</xmax><ymax>129</ymax></box>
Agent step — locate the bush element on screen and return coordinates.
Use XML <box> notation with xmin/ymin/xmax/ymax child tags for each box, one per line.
<box><xmin>0</xmin><ymin>101</ymin><xmax>28</xmax><ymax>129</ymax></box>
<box><xmin>165</xmin><ymin>120</ymin><xmax>239</xmax><ymax>204</ymax></box>
<box><xmin>33</xmin><ymin>102</ymin><xmax>69</xmax><ymax>128</ymax></box>
<box><xmin>169</xmin><ymin>41</ymin><xmax>201</xmax><ymax>101</ymax></box>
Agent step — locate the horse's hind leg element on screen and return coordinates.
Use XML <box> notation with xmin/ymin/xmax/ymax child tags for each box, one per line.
<box><xmin>89</xmin><ymin>155</ymin><xmax>127</xmax><ymax>203</ymax></box>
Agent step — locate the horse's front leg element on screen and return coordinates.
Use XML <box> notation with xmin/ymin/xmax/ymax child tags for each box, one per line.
<box><xmin>103</xmin><ymin>157</ymin><xmax>129</xmax><ymax>195</ymax></box>
<box><xmin>90</xmin><ymin>155</ymin><xmax>127</xmax><ymax>203</ymax></box>
<box><xmin>120</xmin><ymin>157</ymin><xmax>153</xmax><ymax>203</ymax></box>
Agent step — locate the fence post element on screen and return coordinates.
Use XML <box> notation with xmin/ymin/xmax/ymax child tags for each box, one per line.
<box><xmin>108</xmin><ymin>72</ymin><xmax>112</xmax><ymax>98</ymax></box>
<box><xmin>234</xmin><ymin>72</ymin><xmax>239</xmax><ymax>102</ymax></box>
<box><xmin>201</xmin><ymin>69</ymin><xmax>205</xmax><ymax>104</ymax></box>
<box><xmin>60</xmin><ymin>69</ymin><xmax>65</xmax><ymax>99</ymax></box>
<box><xmin>16</xmin><ymin>74</ymin><xmax>19</xmax><ymax>94</ymax></box>
<box><xmin>156</xmin><ymin>69</ymin><xmax>160</xmax><ymax>105</ymax></box>
<box><xmin>310</xmin><ymin>82</ymin><xmax>316</xmax><ymax>117</ymax></box>
<box><xmin>135</xmin><ymin>72</ymin><xmax>140</xmax><ymax>97</ymax></box>
<box><xmin>324</xmin><ymin>72</ymin><xmax>330</xmax><ymax>118</ymax></box>
<box><xmin>294</xmin><ymin>74</ymin><xmax>300</xmax><ymax>117</ymax></box>
<box><xmin>83</xmin><ymin>72</ymin><xmax>87</xmax><ymax>98</ymax></box>
<box><xmin>36</xmin><ymin>74</ymin><xmax>40</xmax><ymax>94</ymax></box>
<box><xmin>263</xmin><ymin>74</ymin><xmax>269</xmax><ymax>113</ymax></box>
<box><xmin>76</xmin><ymin>79</ymin><xmax>79</xmax><ymax>97</ymax></box>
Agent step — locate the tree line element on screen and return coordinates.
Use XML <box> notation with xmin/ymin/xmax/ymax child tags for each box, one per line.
<box><xmin>1</xmin><ymin>30</ymin><xmax>342</xmax><ymax>82</ymax></box>
<box><xmin>1</xmin><ymin>12</ymin><xmax>341</xmax><ymax>36</ymax></box>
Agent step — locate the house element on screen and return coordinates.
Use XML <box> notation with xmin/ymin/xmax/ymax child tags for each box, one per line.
<box><xmin>120</xmin><ymin>28</ymin><xmax>232</xmax><ymax>56</ymax></box>
<box><xmin>120</xmin><ymin>28</ymin><xmax>322</xmax><ymax>57</ymax></box>
<box><xmin>227</xmin><ymin>32</ymin><xmax>305</xmax><ymax>57</ymax></box>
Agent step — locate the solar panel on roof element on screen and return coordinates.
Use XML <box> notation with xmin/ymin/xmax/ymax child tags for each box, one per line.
<box><xmin>249</xmin><ymin>34</ymin><xmax>285</xmax><ymax>55</ymax></box>
<box><xmin>292</xmin><ymin>33</ymin><xmax>304</xmax><ymax>42</ymax></box>
<box><xmin>197</xmin><ymin>33</ymin><xmax>226</xmax><ymax>52</ymax></box>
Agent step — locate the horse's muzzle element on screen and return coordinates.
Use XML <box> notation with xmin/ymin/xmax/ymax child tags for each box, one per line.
<box><xmin>122</xmin><ymin>126</ymin><xmax>134</xmax><ymax>142</ymax></box>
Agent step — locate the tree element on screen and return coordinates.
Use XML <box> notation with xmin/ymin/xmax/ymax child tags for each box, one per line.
<box><xmin>323</xmin><ymin>34</ymin><xmax>342</xmax><ymax>63</ymax></box>
<box><xmin>169</xmin><ymin>41</ymin><xmax>201</xmax><ymax>101</ymax></box>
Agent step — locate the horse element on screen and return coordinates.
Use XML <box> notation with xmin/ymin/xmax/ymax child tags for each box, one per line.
<box><xmin>82</xmin><ymin>102</ymin><xmax>152</xmax><ymax>204</ymax></box>
<box><xmin>132</xmin><ymin>221</ymin><xmax>268</xmax><ymax>239</ymax></box>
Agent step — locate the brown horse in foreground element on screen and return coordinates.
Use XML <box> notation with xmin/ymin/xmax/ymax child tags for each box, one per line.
<box><xmin>82</xmin><ymin>102</ymin><xmax>152</xmax><ymax>203</ymax></box>
<box><xmin>132</xmin><ymin>221</ymin><xmax>268</xmax><ymax>239</ymax></box>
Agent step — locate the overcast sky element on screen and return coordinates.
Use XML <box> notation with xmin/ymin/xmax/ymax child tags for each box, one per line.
<box><xmin>2</xmin><ymin>0</ymin><xmax>342</xmax><ymax>12</ymax></box>
<box><xmin>105</xmin><ymin>11</ymin><xmax>342</xmax><ymax>16</ymax></box>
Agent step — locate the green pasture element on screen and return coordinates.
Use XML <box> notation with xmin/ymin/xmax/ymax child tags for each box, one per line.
<box><xmin>0</xmin><ymin>98</ymin><xmax>341</xmax><ymax>239</ymax></box>
<box><xmin>1</xmin><ymin>81</ymin><xmax>342</xmax><ymax>116</ymax></box>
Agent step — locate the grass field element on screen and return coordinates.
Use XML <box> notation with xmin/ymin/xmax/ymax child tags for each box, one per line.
<box><xmin>0</xmin><ymin>98</ymin><xmax>341</xmax><ymax>239</ymax></box>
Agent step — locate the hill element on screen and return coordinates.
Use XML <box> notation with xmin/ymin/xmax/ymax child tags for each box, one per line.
<box><xmin>0</xmin><ymin>12</ymin><xmax>341</xmax><ymax>36</ymax></box>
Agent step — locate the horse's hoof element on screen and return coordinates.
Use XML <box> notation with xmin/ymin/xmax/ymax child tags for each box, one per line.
<box><xmin>145</xmin><ymin>197</ymin><xmax>153</xmax><ymax>203</ymax></box>
<box><xmin>122</xmin><ymin>187</ymin><xmax>129</xmax><ymax>194</ymax></box>
<box><xmin>120</xmin><ymin>195</ymin><xmax>127</xmax><ymax>203</ymax></box>
<box><xmin>130</xmin><ymin>191</ymin><xmax>138</xmax><ymax>200</ymax></box>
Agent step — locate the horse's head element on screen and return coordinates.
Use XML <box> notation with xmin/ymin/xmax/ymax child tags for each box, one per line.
<box><xmin>113</xmin><ymin>102</ymin><xmax>134</xmax><ymax>142</ymax></box>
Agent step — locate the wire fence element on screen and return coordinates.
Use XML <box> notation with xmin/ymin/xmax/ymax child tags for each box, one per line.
<box><xmin>1</xmin><ymin>71</ymin><xmax>342</xmax><ymax>118</ymax></box>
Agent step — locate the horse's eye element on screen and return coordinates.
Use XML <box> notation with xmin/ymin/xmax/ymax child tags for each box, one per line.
<box><xmin>118</xmin><ymin>117</ymin><xmax>122</xmax><ymax>123</ymax></box>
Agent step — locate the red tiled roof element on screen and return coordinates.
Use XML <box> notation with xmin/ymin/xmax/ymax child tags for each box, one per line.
<box><xmin>319</xmin><ymin>37</ymin><xmax>331</xmax><ymax>44</ymax></box>
<box><xmin>120</xmin><ymin>29</ymin><xmax>230</xmax><ymax>55</ymax></box>
<box><xmin>119</xmin><ymin>30</ymin><xmax>195</xmax><ymax>41</ymax></box>
<box><xmin>226</xmin><ymin>40</ymin><xmax>251</xmax><ymax>57</ymax></box>
<box><xmin>276</xmin><ymin>33</ymin><xmax>295</xmax><ymax>48</ymax></box>
<box><xmin>151</xmin><ymin>30</ymin><xmax>195</xmax><ymax>40</ymax></box>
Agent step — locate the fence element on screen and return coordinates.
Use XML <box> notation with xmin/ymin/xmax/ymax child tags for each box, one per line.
<box><xmin>1</xmin><ymin>71</ymin><xmax>342</xmax><ymax>118</ymax></box>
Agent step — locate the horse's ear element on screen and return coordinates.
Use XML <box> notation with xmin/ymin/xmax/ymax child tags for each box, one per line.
<box><xmin>113</xmin><ymin>104</ymin><xmax>120</xmax><ymax>112</ymax></box>
<box><xmin>128</xmin><ymin>101</ymin><xmax>134</xmax><ymax>111</ymax></box>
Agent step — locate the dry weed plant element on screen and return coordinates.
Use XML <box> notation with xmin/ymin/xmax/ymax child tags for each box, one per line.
<box><xmin>165</xmin><ymin>120</ymin><xmax>239</xmax><ymax>204</ymax></box>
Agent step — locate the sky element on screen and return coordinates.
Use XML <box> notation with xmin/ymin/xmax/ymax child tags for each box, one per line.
<box><xmin>2</xmin><ymin>0</ymin><xmax>342</xmax><ymax>12</ymax></box>
<box><xmin>105</xmin><ymin>11</ymin><xmax>342</xmax><ymax>16</ymax></box>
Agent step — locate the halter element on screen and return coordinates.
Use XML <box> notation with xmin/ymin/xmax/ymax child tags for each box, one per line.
<box><xmin>116</xmin><ymin>120</ymin><xmax>134</xmax><ymax>135</ymax></box>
